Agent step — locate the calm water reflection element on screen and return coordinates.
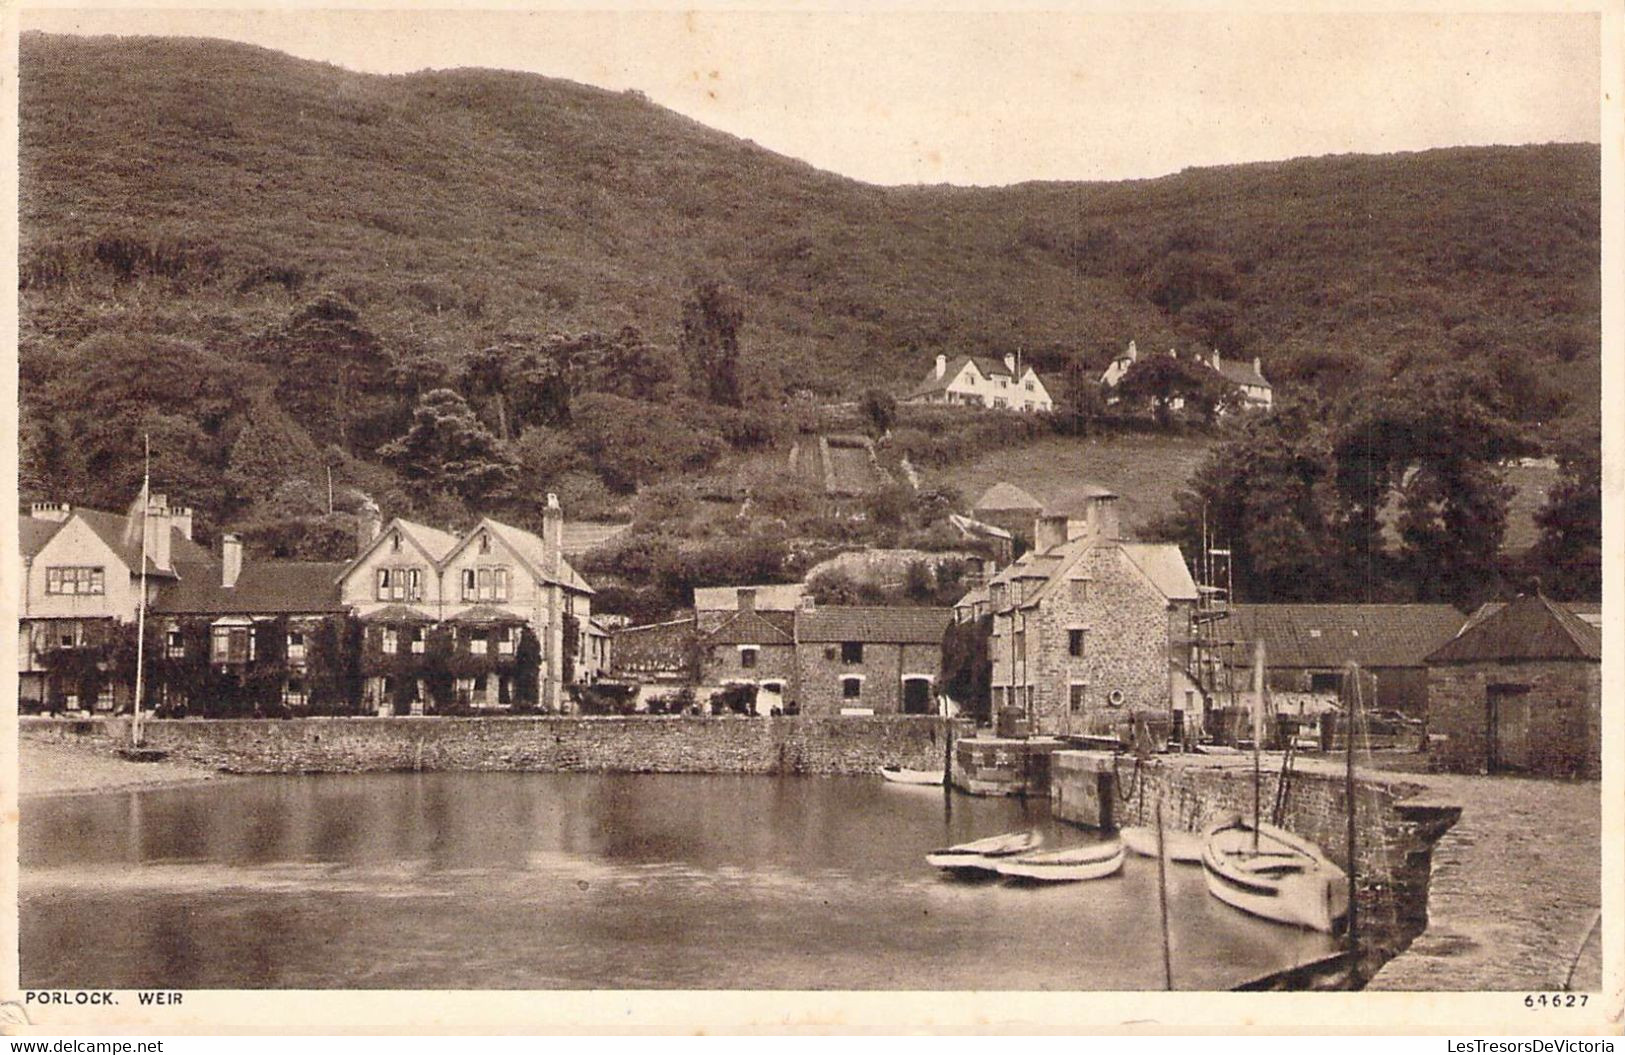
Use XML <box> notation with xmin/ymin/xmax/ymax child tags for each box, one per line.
<box><xmin>22</xmin><ymin>773</ymin><xmax>1335</xmax><ymax>989</ymax></box>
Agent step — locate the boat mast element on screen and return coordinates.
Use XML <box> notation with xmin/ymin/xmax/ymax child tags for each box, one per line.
<box><xmin>1344</xmin><ymin>660</ymin><xmax>1361</xmax><ymax>984</ymax></box>
<box><xmin>1251</xmin><ymin>638</ymin><xmax>1265</xmax><ymax>854</ymax></box>
<box><xmin>131</xmin><ymin>434</ymin><xmax>150</xmax><ymax>749</ymax></box>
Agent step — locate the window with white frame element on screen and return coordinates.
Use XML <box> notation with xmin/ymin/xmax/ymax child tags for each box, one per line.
<box><xmin>46</xmin><ymin>567</ymin><xmax>105</xmax><ymax>595</ymax></box>
<box><xmin>166</xmin><ymin>628</ymin><xmax>185</xmax><ymax>658</ymax></box>
<box><xmin>287</xmin><ymin>630</ymin><xmax>306</xmax><ymax>661</ymax></box>
<box><xmin>469</xmin><ymin>630</ymin><xmax>488</xmax><ymax>655</ymax></box>
<box><xmin>376</xmin><ymin>567</ymin><xmax>424</xmax><ymax>602</ymax></box>
<box><xmin>497</xmin><ymin>626</ymin><xmax>516</xmax><ymax>655</ymax></box>
<box><xmin>409</xmin><ymin>627</ymin><xmax>426</xmax><ymax>654</ymax></box>
<box><xmin>381</xmin><ymin>627</ymin><xmax>398</xmax><ymax>655</ymax></box>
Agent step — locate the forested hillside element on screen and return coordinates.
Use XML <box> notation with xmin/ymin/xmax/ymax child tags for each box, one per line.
<box><xmin>19</xmin><ymin>33</ymin><xmax>1601</xmax><ymax>574</ymax></box>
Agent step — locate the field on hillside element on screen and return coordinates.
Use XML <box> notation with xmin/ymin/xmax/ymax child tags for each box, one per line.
<box><xmin>933</xmin><ymin>433</ymin><xmax>1556</xmax><ymax>551</ymax></box>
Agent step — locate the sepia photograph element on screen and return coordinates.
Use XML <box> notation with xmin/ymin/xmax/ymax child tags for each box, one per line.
<box><xmin>4</xmin><ymin>1</ymin><xmax>1617</xmax><ymax>1033</ymax></box>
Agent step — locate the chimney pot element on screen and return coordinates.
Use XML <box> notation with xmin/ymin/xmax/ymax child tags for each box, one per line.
<box><xmin>1127</xmin><ymin>340</ymin><xmax>1138</xmax><ymax>362</ymax></box>
<box><xmin>935</xmin><ymin>354</ymin><xmax>947</xmax><ymax>379</ymax></box>
<box><xmin>1253</xmin><ymin>356</ymin><xmax>1263</xmax><ymax>376</ymax></box>
<box><xmin>1004</xmin><ymin>353</ymin><xmax>1017</xmax><ymax>374</ymax></box>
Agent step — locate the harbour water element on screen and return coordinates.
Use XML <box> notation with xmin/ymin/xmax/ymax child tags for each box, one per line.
<box><xmin>21</xmin><ymin>772</ymin><xmax>1337</xmax><ymax>989</ymax></box>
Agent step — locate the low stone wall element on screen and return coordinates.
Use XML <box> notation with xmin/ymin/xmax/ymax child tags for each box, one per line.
<box><xmin>950</xmin><ymin>735</ymin><xmax>1068</xmax><ymax>796</ymax></box>
<box><xmin>18</xmin><ymin>715</ymin><xmax>970</xmax><ymax>776</ymax></box>
<box><xmin>1051</xmin><ymin>750</ymin><xmax>1462</xmax><ymax>983</ymax></box>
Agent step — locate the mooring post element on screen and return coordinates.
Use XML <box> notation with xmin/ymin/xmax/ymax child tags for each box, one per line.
<box><xmin>1156</xmin><ymin>796</ymin><xmax>1174</xmax><ymax>991</ymax></box>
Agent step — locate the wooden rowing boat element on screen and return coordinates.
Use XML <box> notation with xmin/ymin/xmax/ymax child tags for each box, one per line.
<box><xmin>925</xmin><ymin>830</ymin><xmax>1043</xmax><ymax>872</ymax></box>
<box><xmin>1120</xmin><ymin>825</ymin><xmax>1204</xmax><ymax>863</ymax></box>
<box><xmin>879</xmin><ymin>766</ymin><xmax>945</xmax><ymax>786</ymax></box>
<box><xmin>1200</xmin><ymin>817</ymin><xmax>1349</xmax><ymax>933</ymax></box>
<box><xmin>993</xmin><ymin>839</ymin><xmax>1125</xmax><ymax>882</ymax></box>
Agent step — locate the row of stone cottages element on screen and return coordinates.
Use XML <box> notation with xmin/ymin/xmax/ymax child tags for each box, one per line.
<box><xmin>950</xmin><ymin>483</ymin><xmax>1600</xmax><ymax>777</ymax></box>
<box><xmin>18</xmin><ymin>491</ymin><xmax>608</xmax><ymax>714</ymax></box>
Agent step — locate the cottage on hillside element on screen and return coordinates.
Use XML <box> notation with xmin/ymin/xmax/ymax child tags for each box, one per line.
<box><xmin>1101</xmin><ymin>341</ymin><xmax>1272</xmax><ymax>411</ymax></box>
<box><xmin>986</xmin><ymin>489</ymin><xmax>1201</xmax><ymax>738</ymax></box>
<box><xmin>905</xmin><ymin>354</ymin><xmax>1054</xmax><ymax>413</ymax></box>
<box><xmin>1425</xmin><ymin>592</ymin><xmax>1601</xmax><ymax>777</ymax></box>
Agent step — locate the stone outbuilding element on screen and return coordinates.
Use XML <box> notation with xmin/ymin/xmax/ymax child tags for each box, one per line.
<box><xmin>1223</xmin><ymin>604</ymin><xmax>1467</xmax><ymax>718</ymax></box>
<box><xmin>793</xmin><ymin>606</ymin><xmax>953</xmax><ymax>717</ymax></box>
<box><xmin>1425</xmin><ymin>592</ymin><xmax>1601</xmax><ymax>777</ymax></box>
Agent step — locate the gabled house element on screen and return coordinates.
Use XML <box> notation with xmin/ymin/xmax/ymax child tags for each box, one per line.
<box><xmin>18</xmin><ymin>494</ymin><xmax>211</xmax><ymax>711</ymax></box>
<box><xmin>986</xmin><ymin>489</ymin><xmax>1200</xmax><ymax>738</ymax></box>
<box><xmin>1425</xmin><ymin>591</ymin><xmax>1601</xmax><ymax>777</ymax></box>
<box><xmin>1101</xmin><ymin>341</ymin><xmax>1272</xmax><ymax>411</ymax></box>
<box><xmin>336</xmin><ymin>495</ymin><xmax>596</xmax><ymax>713</ymax></box>
<box><xmin>905</xmin><ymin>354</ymin><xmax>1054</xmax><ymax>413</ymax></box>
<box><xmin>971</xmin><ymin>482</ymin><xmax>1046</xmax><ymax>551</ymax></box>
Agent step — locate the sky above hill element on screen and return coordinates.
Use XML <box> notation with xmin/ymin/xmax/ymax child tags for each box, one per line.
<box><xmin>22</xmin><ymin>7</ymin><xmax>1602</xmax><ymax>186</ymax></box>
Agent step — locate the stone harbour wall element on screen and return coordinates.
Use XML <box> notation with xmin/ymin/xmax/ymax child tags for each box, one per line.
<box><xmin>1051</xmin><ymin>750</ymin><xmax>1462</xmax><ymax>983</ymax></box>
<box><xmin>19</xmin><ymin>715</ymin><xmax>972</xmax><ymax>776</ymax></box>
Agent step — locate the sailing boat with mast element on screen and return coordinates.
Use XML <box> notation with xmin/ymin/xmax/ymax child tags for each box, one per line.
<box><xmin>1200</xmin><ymin>640</ymin><xmax>1349</xmax><ymax>933</ymax></box>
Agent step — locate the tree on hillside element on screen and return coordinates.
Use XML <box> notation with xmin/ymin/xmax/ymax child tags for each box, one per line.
<box><xmin>860</xmin><ymin>387</ymin><xmax>897</xmax><ymax>436</ymax></box>
<box><xmin>1333</xmin><ymin>363</ymin><xmax>1533</xmax><ymax>605</ymax></box>
<box><xmin>250</xmin><ymin>293</ymin><xmax>402</xmax><ymax>452</ymax></box>
<box><xmin>1154</xmin><ymin>399</ymin><xmax>1344</xmax><ymax>601</ymax></box>
<box><xmin>1055</xmin><ymin>360</ymin><xmax>1107</xmax><ymax>437</ymax></box>
<box><xmin>378</xmin><ymin>388</ymin><xmax>518</xmax><ymax>502</ymax></box>
<box><xmin>1531</xmin><ymin>426</ymin><xmax>1601</xmax><ymax>600</ymax></box>
<box><xmin>679</xmin><ymin>281</ymin><xmax>744</xmax><ymax>407</ymax></box>
<box><xmin>224</xmin><ymin>398</ymin><xmax>325</xmax><ymax>508</ymax></box>
<box><xmin>1115</xmin><ymin>352</ymin><xmax>1234</xmax><ymax>426</ymax></box>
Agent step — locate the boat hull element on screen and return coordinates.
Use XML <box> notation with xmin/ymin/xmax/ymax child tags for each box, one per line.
<box><xmin>880</xmin><ymin>767</ymin><xmax>945</xmax><ymax>786</ymax></box>
<box><xmin>994</xmin><ymin>841</ymin><xmax>1125</xmax><ymax>882</ymax></box>
<box><xmin>1201</xmin><ymin>821</ymin><xmax>1349</xmax><ymax>933</ymax></box>
<box><xmin>926</xmin><ymin>830</ymin><xmax>1042</xmax><ymax>872</ymax></box>
<box><xmin>1120</xmin><ymin>826</ymin><xmax>1204</xmax><ymax>863</ymax></box>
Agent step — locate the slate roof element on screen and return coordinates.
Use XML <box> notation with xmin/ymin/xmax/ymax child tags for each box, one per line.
<box><xmin>948</xmin><ymin>513</ymin><xmax>1013</xmax><ymax>541</ymax></box>
<box><xmin>1121</xmin><ymin>543</ymin><xmax>1201</xmax><ymax>602</ymax></box>
<box><xmin>359</xmin><ymin>604</ymin><xmax>436</xmax><ymax>623</ymax></box>
<box><xmin>1212</xmin><ymin>358</ymin><xmax>1270</xmax><ymax>389</ymax></box>
<box><xmin>906</xmin><ymin>355</ymin><xmax>1024</xmax><ymax>399</ymax></box>
<box><xmin>1427</xmin><ymin>593</ymin><xmax>1601</xmax><ymax>664</ymax></box>
<box><xmin>1226</xmin><ymin>604</ymin><xmax>1467</xmax><ymax>670</ymax></box>
<box><xmin>704</xmin><ymin>609</ymin><xmax>795</xmax><ymax>646</ymax></box>
<box><xmin>693</xmin><ymin>583</ymin><xmax>807</xmax><ymax>612</ymax></box>
<box><xmin>393</xmin><ymin>518</ymin><xmax>460</xmax><ymax>563</ymax></box>
<box><xmin>1460</xmin><ymin>600</ymin><xmax>1600</xmax><ymax>633</ymax></box>
<box><xmin>449</xmin><ymin>604</ymin><xmax>528</xmax><ymax>625</ymax></box>
<box><xmin>973</xmin><ymin>482</ymin><xmax>1044</xmax><ymax>513</ymax></box>
<box><xmin>795</xmin><ymin>606</ymin><xmax>952</xmax><ymax>644</ymax></box>
<box><xmin>481</xmin><ymin>519</ymin><xmax>595</xmax><ymax>593</ymax></box>
<box><xmin>954</xmin><ymin>585</ymin><xmax>990</xmax><ymax>609</ymax></box>
<box><xmin>153</xmin><ymin>560</ymin><xmax>348</xmax><ymax>615</ymax></box>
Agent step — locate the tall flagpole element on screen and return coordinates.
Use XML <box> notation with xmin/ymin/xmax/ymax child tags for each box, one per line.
<box><xmin>132</xmin><ymin>434</ymin><xmax>150</xmax><ymax>748</ymax></box>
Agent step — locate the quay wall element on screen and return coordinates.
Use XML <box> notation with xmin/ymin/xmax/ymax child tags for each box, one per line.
<box><xmin>18</xmin><ymin>715</ymin><xmax>970</xmax><ymax>776</ymax></box>
<box><xmin>1052</xmin><ymin>751</ymin><xmax>1462</xmax><ymax>982</ymax></box>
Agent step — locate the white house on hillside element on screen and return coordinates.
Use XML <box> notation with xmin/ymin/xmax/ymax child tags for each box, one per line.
<box><xmin>1101</xmin><ymin>341</ymin><xmax>1273</xmax><ymax>411</ymax></box>
<box><xmin>905</xmin><ymin>354</ymin><xmax>1053</xmax><ymax>413</ymax></box>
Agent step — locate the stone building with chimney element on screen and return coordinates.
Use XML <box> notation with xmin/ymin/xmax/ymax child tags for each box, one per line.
<box><xmin>986</xmin><ymin>488</ymin><xmax>1200</xmax><ymax>738</ymax></box>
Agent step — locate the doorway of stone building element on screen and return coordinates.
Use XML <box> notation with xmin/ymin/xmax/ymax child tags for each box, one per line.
<box><xmin>902</xmin><ymin>676</ymin><xmax>933</xmax><ymax>715</ymax></box>
<box><xmin>1486</xmin><ymin>683</ymin><xmax>1533</xmax><ymax>772</ymax></box>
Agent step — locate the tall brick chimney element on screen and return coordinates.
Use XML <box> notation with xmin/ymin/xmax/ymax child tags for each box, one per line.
<box><xmin>221</xmin><ymin>534</ymin><xmax>243</xmax><ymax>588</ymax></box>
<box><xmin>1033</xmin><ymin>513</ymin><xmax>1070</xmax><ymax>554</ymax></box>
<box><xmin>356</xmin><ymin>500</ymin><xmax>382</xmax><ymax>557</ymax></box>
<box><xmin>935</xmin><ymin>354</ymin><xmax>947</xmax><ymax>379</ymax></box>
<box><xmin>737</xmin><ymin>587</ymin><xmax>757</xmax><ymax>614</ymax></box>
<box><xmin>142</xmin><ymin>493</ymin><xmax>174</xmax><ymax>573</ymax></box>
